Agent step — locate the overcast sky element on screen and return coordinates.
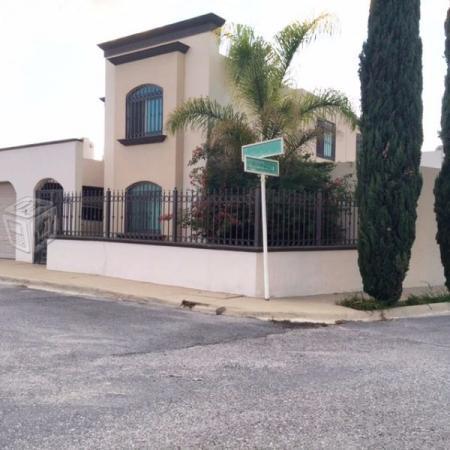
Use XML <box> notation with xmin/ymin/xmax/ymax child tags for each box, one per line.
<box><xmin>0</xmin><ymin>0</ymin><xmax>447</xmax><ymax>155</ymax></box>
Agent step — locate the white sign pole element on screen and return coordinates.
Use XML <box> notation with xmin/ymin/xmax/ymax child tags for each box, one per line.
<box><xmin>260</xmin><ymin>174</ymin><xmax>270</xmax><ymax>301</ymax></box>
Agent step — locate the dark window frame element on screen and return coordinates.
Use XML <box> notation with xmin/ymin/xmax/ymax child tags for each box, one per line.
<box><xmin>125</xmin><ymin>84</ymin><xmax>164</xmax><ymax>140</ymax></box>
<box><xmin>316</xmin><ymin>119</ymin><xmax>336</xmax><ymax>161</ymax></box>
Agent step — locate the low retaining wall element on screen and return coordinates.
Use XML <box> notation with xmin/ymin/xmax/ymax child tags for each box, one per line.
<box><xmin>47</xmin><ymin>239</ymin><xmax>444</xmax><ymax>298</ymax></box>
<box><xmin>47</xmin><ymin>240</ymin><xmax>261</xmax><ymax>297</ymax></box>
<box><xmin>47</xmin><ymin>168</ymin><xmax>445</xmax><ymax>298</ymax></box>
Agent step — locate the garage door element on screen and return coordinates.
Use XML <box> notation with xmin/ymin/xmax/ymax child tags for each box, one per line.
<box><xmin>0</xmin><ymin>182</ymin><xmax>16</xmax><ymax>259</ymax></box>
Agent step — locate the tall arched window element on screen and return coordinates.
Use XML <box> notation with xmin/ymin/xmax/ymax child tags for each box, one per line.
<box><xmin>126</xmin><ymin>85</ymin><xmax>163</xmax><ymax>139</ymax></box>
<box><xmin>125</xmin><ymin>182</ymin><xmax>162</xmax><ymax>236</ymax></box>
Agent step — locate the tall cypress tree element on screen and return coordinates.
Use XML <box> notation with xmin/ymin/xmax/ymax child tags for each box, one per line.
<box><xmin>434</xmin><ymin>9</ymin><xmax>450</xmax><ymax>291</ymax></box>
<box><xmin>358</xmin><ymin>0</ymin><xmax>423</xmax><ymax>304</ymax></box>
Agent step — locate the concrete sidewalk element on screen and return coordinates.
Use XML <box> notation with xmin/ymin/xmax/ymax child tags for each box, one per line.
<box><xmin>0</xmin><ymin>260</ymin><xmax>448</xmax><ymax>324</ymax></box>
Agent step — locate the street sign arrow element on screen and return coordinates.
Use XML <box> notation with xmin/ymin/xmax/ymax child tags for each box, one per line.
<box><xmin>242</xmin><ymin>137</ymin><xmax>284</xmax><ymax>161</ymax></box>
<box><xmin>244</xmin><ymin>156</ymin><xmax>279</xmax><ymax>177</ymax></box>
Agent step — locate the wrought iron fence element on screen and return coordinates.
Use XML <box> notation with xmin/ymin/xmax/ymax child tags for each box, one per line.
<box><xmin>51</xmin><ymin>188</ymin><xmax>358</xmax><ymax>250</ymax></box>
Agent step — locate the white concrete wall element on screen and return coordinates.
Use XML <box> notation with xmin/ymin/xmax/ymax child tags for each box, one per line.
<box><xmin>265</xmin><ymin>250</ymin><xmax>361</xmax><ymax>297</ymax></box>
<box><xmin>0</xmin><ymin>139</ymin><xmax>103</xmax><ymax>262</ymax></box>
<box><xmin>0</xmin><ymin>140</ymin><xmax>84</xmax><ymax>262</ymax></box>
<box><xmin>48</xmin><ymin>240</ymin><xmax>260</xmax><ymax>297</ymax></box>
<box><xmin>404</xmin><ymin>167</ymin><xmax>445</xmax><ymax>288</ymax></box>
<box><xmin>421</xmin><ymin>148</ymin><xmax>443</xmax><ymax>169</ymax></box>
<box><xmin>47</xmin><ymin>167</ymin><xmax>445</xmax><ymax>298</ymax></box>
<box><xmin>47</xmin><ymin>238</ymin><xmax>444</xmax><ymax>298</ymax></box>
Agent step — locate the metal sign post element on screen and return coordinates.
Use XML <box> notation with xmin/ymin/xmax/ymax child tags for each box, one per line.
<box><xmin>242</xmin><ymin>138</ymin><xmax>284</xmax><ymax>301</ymax></box>
<box><xmin>260</xmin><ymin>174</ymin><xmax>270</xmax><ymax>301</ymax></box>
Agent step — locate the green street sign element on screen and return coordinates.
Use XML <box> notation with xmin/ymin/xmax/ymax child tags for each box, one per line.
<box><xmin>241</xmin><ymin>138</ymin><xmax>284</xmax><ymax>299</ymax></box>
<box><xmin>242</xmin><ymin>138</ymin><xmax>284</xmax><ymax>161</ymax></box>
<box><xmin>244</xmin><ymin>156</ymin><xmax>279</xmax><ymax>177</ymax></box>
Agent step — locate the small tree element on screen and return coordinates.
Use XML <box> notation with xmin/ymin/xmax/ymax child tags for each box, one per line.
<box><xmin>169</xmin><ymin>16</ymin><xmax>358</xmax><ymax>248</ymax></box>
<box><xmin>168</xmin><ymin>16</ymin><xmax>357</xmax><ymax>193</ymax></box>
<box><xmin>434</xmin><ymin>8</ymin><xmax>450</xmax><ymax>291</ymax></box>
<box><xmin>358</xmin><ymin>0</ymin><xmax>423</xmax><ymax>304</ymax></box>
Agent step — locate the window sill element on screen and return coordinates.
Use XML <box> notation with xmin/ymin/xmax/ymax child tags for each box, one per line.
<box><xmin>316</xmin><ymin>154</ymin><xmax>335</xmax><ymax>162</ymax></box>
<box><xmin>118</xmin><ymin>135</ymin><xmax>167</xmax><ymax>146</ymax></box>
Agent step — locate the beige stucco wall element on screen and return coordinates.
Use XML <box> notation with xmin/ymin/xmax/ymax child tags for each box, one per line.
<box><xmin>404</xmin><ymin>167</ymin><xmax>444</xmax><ymax>288</ymax></box>
<box><xmin>304</xmin><ymin>113</ymin><xmax>359</xmax><ymax>163</ymax></box>
<box><xmin>181</xmin><ymin>33</ymin><xmax>230</xmax><ymax>189</ymax></box>
<box><xmin>331</xmin><ymin>161</ymin><xmax>356</xmax><ymax>180</ymax></box>
<box><xmin>334</xmin><ymin>114</ymin><xmax>359</xmax><ymax>162</ymax></box>
<box><xmin>82</xmin><ymin>159</ymin><xmax>104</xmax><ymax>187</ymax></box>
<box><xmin>103</xmin><ymin>31</ymin><xmax>230</xmax><ymax>192</ymax></box>
<box><xmin>104</xmin><ymin>51</ymin><xmax>184</xmax><ymax>191</ymax></box>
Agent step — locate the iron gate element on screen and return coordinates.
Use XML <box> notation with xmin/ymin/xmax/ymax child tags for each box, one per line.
<box><xmin>34</xmin><ymin>184</ymin><xmax>63</xmax><ymax>264</ymax></box>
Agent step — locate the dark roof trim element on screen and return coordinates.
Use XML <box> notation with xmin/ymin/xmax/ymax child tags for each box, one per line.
<box><xmin>108</xmin><ymin>41</ymin><xmax>190</xmax><ymax>66</ymax></box>
<box><xmin>98</xmin><ymin>13</ymin><xmax>225</xmax><ymax>58</ymax></box>
<box><xmin>0</xmin><ymin>138</ymin><xmax>83</xmax><ymax>152</ymax></box>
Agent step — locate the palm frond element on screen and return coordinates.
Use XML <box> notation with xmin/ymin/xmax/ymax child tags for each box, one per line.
<box><xmin>257</xmin><ymin>104</ymin><xmax>289</xmax><ymax>140</ymax></box>
<box><xmin>225</xmin><ymin>24</ymin><xmax>278</xmax><ymax>113</ymax></box>
<box><xmin>209</xmin><ymin>120</ymin><xmax>257</xmax><ymax>155</ymax></box>
<box><xmin>167</xmin><ymin>97</ymin><xmax>248</xmax><ymax>134</ymax></box>
<box><xmin>291</xmin><ymin>89</ymin><xmax>359</xmax><ymax>129</ymax></box>
<box><xmin>274</xmin><ymin>14</ymin><xmax>334</xmax><ymax>81</ymax></box>
<box><xmin>284</xmin><ymin>128</ymin><xmax>319</xmax><ymax>155</ymax></box>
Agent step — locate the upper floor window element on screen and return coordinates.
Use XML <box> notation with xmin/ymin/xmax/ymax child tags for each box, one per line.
<box><xmin>316</xmin><ymin>120</ymin><xmax>336</xmax><ymax>161</ymax></box>
<box><xmin>126</xmin><ymin>85</ymin><xmax>163</xmax><ymax>139</ymax></box>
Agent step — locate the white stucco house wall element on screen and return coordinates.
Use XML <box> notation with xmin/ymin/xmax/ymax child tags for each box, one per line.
<box><xmin>421</xmin><ymin>146</ymin><xmax>444</xmax><ymax>168</ymax></box>
<box><xmin>0</xmin><ymin>138</ymin><xmax>103</xmax><ymax>262</ymax></box>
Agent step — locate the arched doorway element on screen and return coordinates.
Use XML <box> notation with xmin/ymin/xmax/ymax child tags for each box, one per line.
<box><xmin>34</xmin><ymin>179</ymin><xmax>63</xmax><ymax>264</ymax></box>
<box><xmin>125</xmin><ymin>181</ymin><xmax>162</xmax><ymax>237</ymax></box>
<box><xmin>0</xmin><ymin>182</ymin><xmax>17</xmax><ymax>259</ymax></box>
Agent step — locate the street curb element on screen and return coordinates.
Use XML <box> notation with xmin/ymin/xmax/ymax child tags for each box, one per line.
<box><xmin>383</xmin><ymin>302</ymin><xmax>450</xmax><ymax>319</ymax></box>
<box><xmin>0</xmin><ymin>276</ymin><xmax>185</xmax><ymax>310</ymax></box>
<box><xmin>0</xmin><ymin>275</ymin><xmax>448</xmax><ymax>324</ymax></box>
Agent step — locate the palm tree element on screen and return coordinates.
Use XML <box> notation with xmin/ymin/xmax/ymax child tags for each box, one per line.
<box><xmin>168</xmin><ymin>14</ymin><xmax>358</xmax><ymax>190</ymax></box>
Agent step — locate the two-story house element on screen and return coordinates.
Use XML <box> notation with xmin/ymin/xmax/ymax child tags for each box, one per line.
<box><xmin>0</xmin><ymin>13</ymin><xmax>360</xmax><ymax>263</ymax></box>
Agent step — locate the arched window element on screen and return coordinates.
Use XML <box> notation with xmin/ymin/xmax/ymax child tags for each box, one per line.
<box><xmin>126</xmin><ymin>85</ymin><xmax>163</xmax><ymax>139</ymax></box>
<box><xmin>125</xmin><ymin>182</ymin><xmax>162</xmax><ymax>236</ymax></box>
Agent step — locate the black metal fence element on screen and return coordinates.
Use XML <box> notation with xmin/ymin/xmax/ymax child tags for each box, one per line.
<box><xmin>52</xmin><ymin>188</ymin><xmax>358</xmax><ymax>250</ymax></box>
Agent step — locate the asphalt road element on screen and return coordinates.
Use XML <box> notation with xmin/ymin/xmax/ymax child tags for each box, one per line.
<box><xmin>0</xmin><ymin>283</ymin><xmax>449</xmax><ymax>449</ymax></box>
